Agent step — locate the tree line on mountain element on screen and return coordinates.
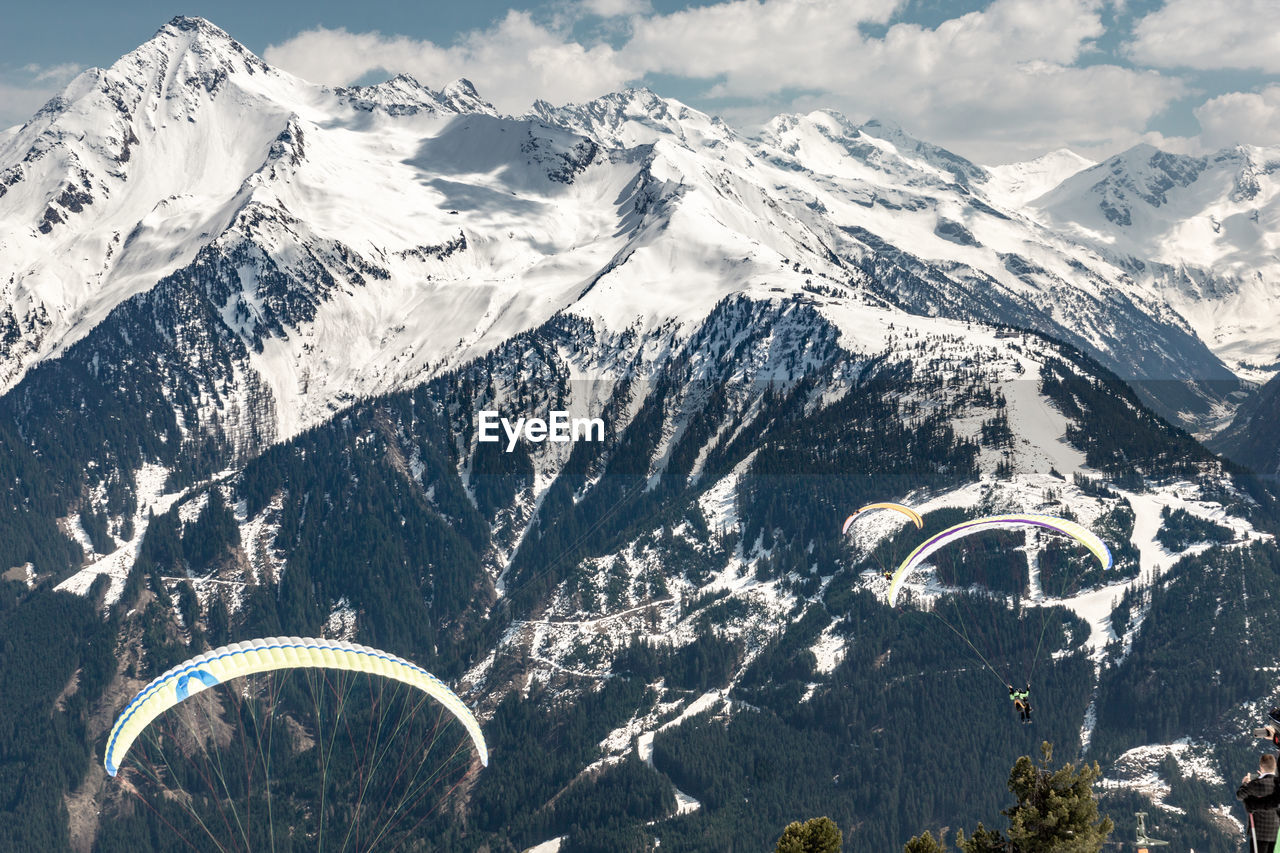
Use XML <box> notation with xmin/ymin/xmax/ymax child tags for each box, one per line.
<box><xmin>74</xmin><ymin>324</ymin><xmax>1106</xmax><ymax>850</ymax></box>
<box><xmin>2</xmin><ymin>302</ymin><xmax>1280</xmax><ymax>849</ymax></box>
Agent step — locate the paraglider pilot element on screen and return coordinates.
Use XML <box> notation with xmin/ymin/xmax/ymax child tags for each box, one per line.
<box><xmin>1009</xmin><ymin>684</ymin><xmax>1032</xmax><ymax>723</ymax></box>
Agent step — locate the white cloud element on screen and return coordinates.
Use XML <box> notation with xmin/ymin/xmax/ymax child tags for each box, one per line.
<box><xmin>262</xmin><ymin>0</ymin><xmax>1187</xmax><ymax>162</ymax></box>
<box><xmin>624</xmin><ymin>0</ymin><xmax>1182</xmax><ymax>161</ymax></box>
<box><xmin>0</xmin><ymin>64</ymin><xmax>82</xmax><ymax>130</ymax></box>
<box><xmin>620</xmin><ymin>0</ymin><xmax>901</xmax><ymax>83</ymax></box>
<box><xmin>1127</xmin><ymin>0</ymin><xmax>1280</xmax><ymax>73</ymax></box>
<box><xmin>577</xmin><ymin>0</ymin><xmax>653</xmax><ymax>17</ymax></box>
<box><xmin>25</xmin><ymin>62</ymin><xmax>83</xmax><ymax>83</ymax></box>
<box><xmin>264</xmin><ymin>11</ymin><xmax>635</xmax><ymax>114</ymax></box>
<box><xmin>1194</xmin><ymin>85</ymin><xmax>1280</xmax><ymax>149</ymax></box>
<box><xmin>621</xmin><ymin>0</ymin><xmax>1100</xmax><ymax>94</ymax></box>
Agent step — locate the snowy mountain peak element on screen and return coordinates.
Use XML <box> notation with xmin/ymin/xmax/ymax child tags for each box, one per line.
<box><xmin>528</xmin><ymin>87</ymin><xmax>725</xmax><ymax>149</ymax></box>
<box><xmin>164</xmin><ymin>14</ymin><xmax>234</xmax><ymax>36</ymax></box>
<box><xmin>1076</xmin><ymin>144</ymin><xmax>1208</xmax><ymax>221</ymax></box>
<box><xmin>360</xmin><ymin>72</ymin><xmax>432</xmax><ymax>97</ymax></box>
<box><xmin>139</xmin><ymin>14</ymin><xmax>272</xmax><ymax>88</ymax></box>
<box><xmin>984</xmin><ymin>148</ymin><xmax>1093</xmax><ymax>208</ymax></box>
<box><xmin>338</xmin><ymin>74</ymin><xmax>495</xmax><ymax>117</ymax></box>
<box><xmin>438</xmin><ymin>77</ymin><xmax>496</xmax><ymax>114</ymax></box>
<box><xmin>757</xmin><ymin>110</ymin><xmax>987</xmax><ymax>192</ymax></box>
<box><xmin>1031</xmin><ymin>139</ymin><xmax>1280</xmax><ymax>371</ymax></box>
<box><xmin>781</xmin><ymin>109</ymin><xmax>860</xmax><ymax>138</ymax></box>
<box><xmin>856</xmin><ymin>117</ymin><xmax>987</xmax><ymax>187</ymax></box>
<box><xmin>1036</xmin><ymin>140</ymin><xmax>1273</xmax><ymax>228</ymax></box>
<box><xmin>442</xmin><ymin>77</ymin><xmax>479</xmax><ymax>98</ymax></box>
<box><xmin>3</xmin><ymin>14</ymin><xmax>270</xmax><ymax>153</ymax></box>
<box><xmin>858</xmin><ymin>116</ymin><xmax>902</xmax><ymax>134</ymax></box>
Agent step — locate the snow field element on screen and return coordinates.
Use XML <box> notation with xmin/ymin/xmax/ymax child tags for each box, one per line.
<box><xmin>1095</xmin><ymin>739</ymin><xmax>1222</xmax><ymax>815</ymax></box>
<box><xmin>55</xmin><ymin>464</ymin><xmax>184</xmax><ymax>606</ymax></box>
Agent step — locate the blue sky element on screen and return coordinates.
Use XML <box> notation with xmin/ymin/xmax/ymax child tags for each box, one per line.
<box><xmin>3</xmin><ymin>0</ymin><xmax>1279</xmax><ymax>162</ymax></box>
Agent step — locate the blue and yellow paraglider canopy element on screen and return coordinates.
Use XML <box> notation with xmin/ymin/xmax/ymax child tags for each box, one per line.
<box><xmin>105</xmin><ymin>636</ymin><xmax>488</xmax><ymax>776</ymax></box>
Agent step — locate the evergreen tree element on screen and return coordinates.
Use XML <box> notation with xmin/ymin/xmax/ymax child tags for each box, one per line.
<box><xmin>776</xmin><ymin>816</ymin><xmax>843</xmax><ymax>852</ymax></box>
<box><xmin>904</xmin><ymin>830</ymin><xmax>947</xmax><ymax>852</ymax></box>
<box><xmin>957</xmin><ymin>824</ymin><xmax>1006</xmax><ymax>852</ymax></box>
<box><xmin>1003</xmin><ymin>743</ymin><xmax>1112</xmax><ymax>852</ymax></box>
<box><xmin>954</xmin><ymin>742</ymin><xmax>1112</xmax><ymax>853</ymax></box>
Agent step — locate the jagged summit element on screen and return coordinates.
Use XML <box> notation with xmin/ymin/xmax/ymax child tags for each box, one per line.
<box><xmin>437</xmin><ymin>77</ymin><xmax>496</xmax><ymax>114</ymax></box>
<box><xmin>164</xmin><ymin>15</ymin><xmax>234</xmax><ymax>35</ymax></box>
<box><xmin>757</xmin><ymin>110</ymin><xmax>988</xmax><ymax>192</ymax></box>
<box><xmin>1036</xmin><ymin>138</ymin><xmax>1277</xmax><ymax>248</ymax></box>
<box><xmin>528</xmin><ymin>87</ymin><xmax>725</xmax><ymax>149</ymax></box>
<box><xmin>532</xmin><ymin>86</ymin><xmax>674</xmax><ymax>118</ymax></box>
<box><xmin>1031</xmin><ymin>138</ymin><xmax>1280</xmax><ymax>372</ymax></box>
<box><xmin>339</xmin><ymin>74</ymin><xmax>497</xmax><ymax>117</ymax></box>
<box><xmin>6</xmin><ymin>16</ymin><xmax>267</xmax><ymax>139</ymax></box>
<box><xmin>856</xmin><ymin>117</ymin><xmax>988</xmax><ymax>186</ymax></box>
<box><xmin>134</xmin><ymin>13</ymin><xmax>272</xmax><ymax>88</ymax></box>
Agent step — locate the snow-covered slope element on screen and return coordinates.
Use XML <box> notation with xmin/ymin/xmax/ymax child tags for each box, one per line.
<box><xmin>0</xmin><ymin>18</ymin><xmax>299</xmax><ymax>387</ymax></box>
<box><xmin>1033</xmin><ymin>143</ymin><xmax>1280</xmax><ymax>377</ymax></box>
<box><xmin>986</xmin><ymin>148</ymin><xmax>1094</xmax><ymax>208</ymax></box>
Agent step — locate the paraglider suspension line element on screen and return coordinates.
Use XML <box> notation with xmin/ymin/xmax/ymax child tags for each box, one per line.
<box><xmin>1025</xmin><ymin>608</ymin><xmax>1054</xmax><ymax>686</ymax></box>
<box><xmin>928</xmin><ymin>606</ymin><xmax>1009</xmax><ymax>688</ymax></box>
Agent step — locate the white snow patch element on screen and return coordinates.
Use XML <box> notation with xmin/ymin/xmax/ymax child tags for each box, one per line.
<box><xmin>697</xmin><ymin>450</ymin><xmax>754</xmax><ymax>534</ymax></box>
<box><xmin>631</xmin><ymin>692</ymin><xmax>719</xmax><ymax>816</ymax></box>
<box><xmin>1001</xmin><ymin>362</ymin><xmax>1087</xmax><ymax>477</ymax></box>
<box><xmin>810</xmin><ymin>623</ymin><xmax>846</xmax><ymax>675</ymax></box>
<box><xmin>239</xmin><ymin>491</ymin><xmax>287</xmax><ymax>587</ymax></box>
<box><xmin>1098</xmin><ymin>739</ymin><xmax>1221</xmax><ymax>816</ymax></box>
<box><xmin>325</xmin><ymin>597</ymin><xmax>357</xmax><ymax>640</ymax></box>
<box><xmin>55</xmin><ymin>465</ymin><xmax>183</xmax><ymax>607</ymax></box>
<box><xmin>1212</xmin><ymin>803</ymin><xmax>1245</xmax><ymax>835</ymax></box>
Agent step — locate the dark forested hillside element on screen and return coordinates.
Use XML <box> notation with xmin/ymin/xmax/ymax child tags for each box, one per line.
<box><xmin>0</xmin><ymin>294</ymin><xmax>1278</xmax><ymax>852</ymax></box>
<box><xmin>3</xmin><ymin>18</ymin><xmax>1280</xmax><ymax>851</ymax></box>
<box><xmin>1217</xmin><ymin>370</ymin><xmax>1280</xmax><ymax>480</ymax></box>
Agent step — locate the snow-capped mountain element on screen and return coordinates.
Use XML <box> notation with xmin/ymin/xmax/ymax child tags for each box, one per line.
<box><xmin>3</xmin><ymin>18</ymin><xmax>1280</xmax><ymax>851</ymax></box>
<box><xmin>985</xmin><ymin>148</ymin><xmax>1094</xmax><ymax>208</ymax></box>
<box><xmin>1033</xmin><ymin>143</ymin><xmax>1280</xmax><ymax>377</ymax></box>
<box><xmin>1</xmin><ymin>15</ymin><xmax>1275</xmax><ymax>460</ymax></box>
<box><xmin>0</xmin><ymin>17</ymin><xmax>601</xmax><ymax>439</ymax></box>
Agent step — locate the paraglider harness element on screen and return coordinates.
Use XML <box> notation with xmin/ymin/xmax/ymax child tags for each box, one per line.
<box><xmin>1009</xmin><ymin>685</ymin><xmax>1032</xmax><ymax>724</ymax></box>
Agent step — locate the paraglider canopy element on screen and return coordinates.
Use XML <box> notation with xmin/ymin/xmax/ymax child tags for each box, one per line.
<box><xmin>887</xmin><ymin>513</ymin><xmax>1111</xmax><ymax>607</ymax></box>
<box><xmin>841</xmin><ymin>502</ymin><xmax>924</xmax><ymax>536</ymax></box>
<box><xmin>104</xmin><ymin>636</ymin><xmax>488</xmax><ymax>776</ymax></box>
